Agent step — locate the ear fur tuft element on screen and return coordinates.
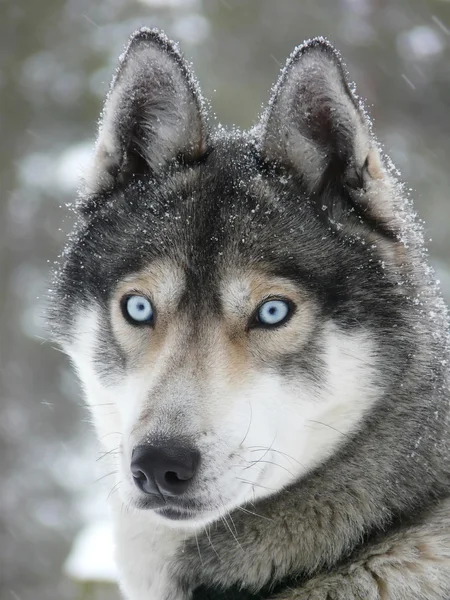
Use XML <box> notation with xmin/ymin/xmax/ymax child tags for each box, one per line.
<box><xmin>83</xmin><ymin>27</ymin><xmax>207</xmax><ymax>197</ymax></box>
<box><xmin>260</xmin><ymin>37</ymin><xmax>372</xmax><ymax>191</ymax></box>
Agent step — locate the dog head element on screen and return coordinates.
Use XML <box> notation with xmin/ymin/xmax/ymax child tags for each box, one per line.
<box><xmin>51</xmin><ymin>29</ymin><xmax>412</xmax><ymax>527</ymax></box>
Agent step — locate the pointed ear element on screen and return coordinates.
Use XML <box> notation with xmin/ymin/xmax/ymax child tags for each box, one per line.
<box><xmin>259</xmin><ymin>38</ymin><xmax>376</xmax><ymax>192</ymax></box>
<box><xmin>84</xmin><ymin>28</ymin><xmax>207</xmax><ymax>196</ymax></box>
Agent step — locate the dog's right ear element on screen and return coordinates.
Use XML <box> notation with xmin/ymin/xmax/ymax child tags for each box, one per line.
<box><xmin>83</xmin><ymin>28</ymin><xmax>207</xmax><ymax>198</ymax></box>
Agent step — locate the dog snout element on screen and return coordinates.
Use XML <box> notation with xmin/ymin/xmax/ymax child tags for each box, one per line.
<box><xmin>130</xmin><ymin>443</ymin><xmax>200</xmax><ymax>497</ymax></box>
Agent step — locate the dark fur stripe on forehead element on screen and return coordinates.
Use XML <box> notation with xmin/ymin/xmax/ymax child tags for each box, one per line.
<box><xmin>51</xmin><ymin>33</ymin><xmax>440</xmax><ymax>353</ymax></box>
<box><xmin>51</xmin><ymin>144</ymin><xmax>407</xmax><ymax>349</ymax></box>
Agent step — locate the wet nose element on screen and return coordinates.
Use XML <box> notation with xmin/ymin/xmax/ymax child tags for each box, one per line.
<box><xmin>131</xmin><ymin>444</ymin><xmax>200</xmax><ymax>497</ymax></box>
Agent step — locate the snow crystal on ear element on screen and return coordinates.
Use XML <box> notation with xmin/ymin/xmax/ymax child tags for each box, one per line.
<box><xmin>258</xmin><ymin>37</ymin><xmax>372</xmax><ymax>190</ymax></box>
<box><xmin>82</xmin><ymin>27</ymin><xmax>208</xmax><ymax>197</ymax></box>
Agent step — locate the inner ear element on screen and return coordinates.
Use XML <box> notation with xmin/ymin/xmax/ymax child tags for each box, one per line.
<box><xmin>259</xmin><ymin>38</ymin><xmax>371</xmax><ymax>192</ymax></box>
<box><xmin>83</xmin><ymin>28</ymin><xmax>207</xmax><ymax>198</ymax></box>
<box><xmin>257</xmin><ymin>38</ymin><xmax>406</xmax><ymax>248</ymax></box>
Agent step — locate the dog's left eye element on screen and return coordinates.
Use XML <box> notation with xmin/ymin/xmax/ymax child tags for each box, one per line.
<box><xmin>123</xmin><ymin>295</ymin><xmax>154</xmax><ymax>325</ymax></box>
<box><xmin>255</xmin><ymin>299</ymin><xmax>292</xmax><ymax>327</ymax></box>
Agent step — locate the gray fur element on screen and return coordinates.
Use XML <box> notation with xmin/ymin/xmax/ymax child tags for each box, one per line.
<box><xmin>49</xmin><ymin>28</ymin><xmax>450</xmax><ymax>600</ymax></box>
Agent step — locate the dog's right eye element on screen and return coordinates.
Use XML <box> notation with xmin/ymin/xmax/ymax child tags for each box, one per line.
<box><xmin>122</xmin><ymin>295</ymin><xmax>154</xmax><ymax>325</ymax></box>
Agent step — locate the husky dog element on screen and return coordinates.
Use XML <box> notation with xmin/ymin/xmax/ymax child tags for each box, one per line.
<box><xmin>50</xmin><ymin>28</ymin><xmax>450</xmax><ymax>599</ymax></box>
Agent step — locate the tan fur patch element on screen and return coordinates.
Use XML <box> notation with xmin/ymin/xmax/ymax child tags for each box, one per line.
<box><xmin>221</xmin><ymin>270</ymin><xmax>317</xmax><ymax>363</ymax></box>
<box><xmin>110</xmin><ymin>261</ymin><xmax>186</xmax><ymax>365</ymax></box>
<box><xmin>367</xmin><ymin>147</ymin><xmax>384</xmax><ymax>181</ymax></box>
<box><xmin>111</xmin><ymin>264</ymin><xmax>317</xmax><ymax>391</ymax></box>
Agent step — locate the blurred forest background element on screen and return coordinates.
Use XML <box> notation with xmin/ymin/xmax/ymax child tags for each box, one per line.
<box><xmin>1</xmin><ymin>0</ymin><xmax>450</xmax><ymax>598</ymax></box>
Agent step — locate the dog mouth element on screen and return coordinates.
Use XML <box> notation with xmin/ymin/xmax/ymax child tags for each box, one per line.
<box><xmin>134</xmin><ymin>495</ymin><xmax>223</xmax><ymax>523</ymax></box>
<box><xmin>134</xmin><ymin>495</ymin><xmax>206</xmax><ymax>519</ymax></box>
<box><xmin>155</xmin><ymin>506</ymin><xmax>199</xmax><ymax>521</ymax></box>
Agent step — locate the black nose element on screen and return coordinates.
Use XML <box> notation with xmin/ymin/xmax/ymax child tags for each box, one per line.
<box><xmin>131</xmin><ymin>444</ymin><xmax>200</xmax><ymax>497</ymax></box>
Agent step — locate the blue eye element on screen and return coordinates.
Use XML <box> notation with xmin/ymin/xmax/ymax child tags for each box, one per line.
<box><xmin>257</xmin><ymin>299</ymin><xmax>291</xmax><ymax>327</ymax></box>
<box><xmin>124</xmin><ymin>295</ymin><xmax>154</xmax><ymax>324</ymax></box>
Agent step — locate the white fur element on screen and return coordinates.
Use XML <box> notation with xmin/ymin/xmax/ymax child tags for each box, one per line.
<box><xmin>65</xmin><ymin>297</ymin><xmax>381</xmax><ymax>598</ymax></box>
<box><xmin>113</xmin><ymin>507</ymin><xmax>187</xmax><ymax>600</ymax></box>
<box><xmin>66</xmin><ymin>309</ymin><xmax>122</xmax><ymax>453</ymax></box>
<box><xmin>68</xmin><ymin>304</ymin><xmax>380</xmax><ymax>512</ymax></box>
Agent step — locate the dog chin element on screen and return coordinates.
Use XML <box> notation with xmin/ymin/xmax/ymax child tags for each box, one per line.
<box><xmin>155</xmin><ymin>507</ymin><xmax>220</xmax><ymax>529</ymax></box>
<box><xmin>131</xmin><ymin>498</ymin><xmax>238</xmax><ymax>530</ymax></box>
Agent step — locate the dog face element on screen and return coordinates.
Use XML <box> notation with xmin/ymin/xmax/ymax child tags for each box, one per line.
<box><xmin>51</xmin><ymin>30</ymin><xmax>410</xmax><ymax>527</ymax></box>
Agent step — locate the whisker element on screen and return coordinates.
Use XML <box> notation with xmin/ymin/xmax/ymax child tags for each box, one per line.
<box><xmin>48</xmin><ymin>345</ymin><xmax>66</xmax><ymax>355</ymax></box>
<box><xmin>204</xmin><ymin>525</ymin><xmax>221</xmax><ymax>561</ymax></box>
<box><xmin>96</xmin><ymin>447</ymin><xmax>120</xmax><ymax>462</ymax></box>
<box><xmin>194</xmin><ymin>531</ymin><xmax>204</xmax><ymax>566</ymax></box>
<box><xmin>107</xmin><ymin>481</ymin><xmax>121</xmax><ymax>501</ymax></box>
<box><xmin>235</xmin><ymin>477</ymin><xmax>278</xmax><ymax>492</ymax></box>
<box><xmin>236</xmin><ymin>505</ymin><xmax>274</xmax><ymax>522</ymax></box>
<box><xmin>242</xmin><ymin>430</ymin><xmax>278</xmax><ymax>472</ymax></box>
<box><xmin>94</xmin><ymin>470</ymin><xmax>118</xmax><ymax>484</ymax></box>
<box><xmin>306</xmin><ymin>420</ymin><xmax>350</xmax><ymax>439</ymax></box>
<box><xmin>242</xmin><ymin>459</ymin><xmax>295</xmax><ymax>477</ymax></box>
<box><xmin>225</xmin><ymin>507</ymin><xmax>239</xmax><ymax>537</ymax></box>
<box><xmin>248</xmin><ymin>446</ymin><xmax>305</xmax><ymax>468</ymax></box>
<box><xmin>239</xmin><ymin>401</ymin><xmax>253</xmax><ymax>447</ymax></box>
<box><xmin>220</xmin><ymin>514</ymin><xmax>244</xmax><ymax>552</ymax></box>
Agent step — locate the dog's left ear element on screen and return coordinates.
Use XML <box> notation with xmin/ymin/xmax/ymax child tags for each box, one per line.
<box><xmin>259</xmin><ymin>38</ymin><xmax>389</xmax><ymax>220</ymax></box>
<box><xmin>83</xmin><ymin>28</ymin><xmax>207</xmax><ymax>197</ymax></box>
